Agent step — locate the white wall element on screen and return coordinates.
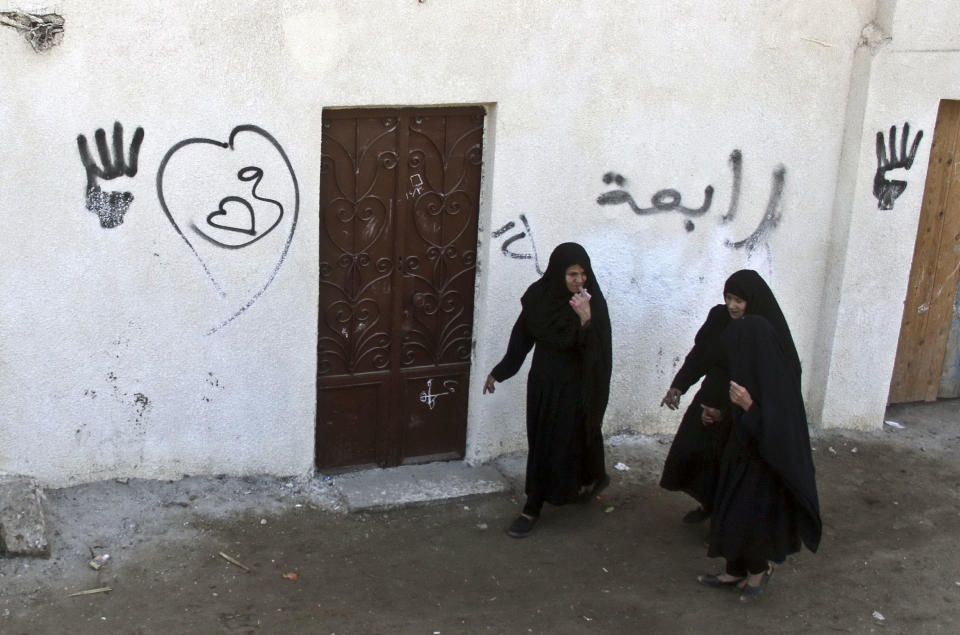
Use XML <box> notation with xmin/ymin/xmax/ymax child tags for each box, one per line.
<box><xmin>820</xmin><ymin>0</ymin><xmax>960</xmax><ymax>428</ymax></box>
<box><xmin>1</xmin><ymin>0</ymin><xmax>934</xmax><ymax>485</ymax></box>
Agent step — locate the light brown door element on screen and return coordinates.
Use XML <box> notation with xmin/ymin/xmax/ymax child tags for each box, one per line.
<box><xmin>889</xmin><ymin>100</ymin><xmax>960</xmax><ymax>403</ymax></box>
<box><xmin>316</xmin><ymin>107</ymin><xmax>485</xmax><ymax>469</ymax></box>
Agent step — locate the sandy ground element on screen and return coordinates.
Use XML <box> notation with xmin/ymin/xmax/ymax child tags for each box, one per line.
<box><xmin>2</xmin><ymin>399</ymin><xmax>959</xmax><ymax>634</ymax></box>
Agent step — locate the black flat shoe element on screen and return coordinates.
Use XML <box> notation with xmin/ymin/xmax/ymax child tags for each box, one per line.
<box><xmin>682</xmin><ymin>507</ymin><xmax>710</xmax><ymax>524</ymax></box>
<box><xmin>697</xmin><ymin>573</ymin><xmax>745</xmax><ymax>588</ymax></box>
<box><xmin>506</xmin><ymin>514</ymin><xmax>538</xmax><ymax>538</ymax></box>
<box><xmin>739</xmin><ymin>567</ymin><xmax>773</xmax><ymax>602</ymax></box>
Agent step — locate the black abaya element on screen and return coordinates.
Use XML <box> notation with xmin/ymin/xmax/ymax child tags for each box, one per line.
<box><xmin>659</xmin><ymin>304</ymin><xmax>732</xmax><ymax>512</ymax></box>
<box><xmin>707</xmin><ymin>315</ymin><xmax>822</xmax><ymax>566</ymax></box>
<box><xmin>490</xmin><ymin>243</ymin><xmax>613</xmax><ymax>508</ymax></box>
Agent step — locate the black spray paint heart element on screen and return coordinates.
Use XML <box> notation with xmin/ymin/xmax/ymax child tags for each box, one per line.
<box><xmin>156</xmin><ymin>125</ymin><xmax>299</xmax><ymax>334</ymax></box>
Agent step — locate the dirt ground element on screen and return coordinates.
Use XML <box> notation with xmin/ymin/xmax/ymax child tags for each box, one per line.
<box><xmin>2</xmin><ymin>399</ymin><xmax>959</xmax><ymax>634</ymax></box>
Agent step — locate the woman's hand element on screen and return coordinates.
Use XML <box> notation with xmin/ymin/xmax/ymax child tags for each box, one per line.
<box><xmin>569</xmin><ymin>289</ymin><xmax>592</xmax><ymax>325</ymax></box>
<box><xmin>729</xmin><ymin>381</ymin><xmax>754</xmax><ymax>411</ymax></box>
<box><xmin>661</xmin><ymin>387</ymin><xmax>681</xmax><ymax>410</ymax></box>
<box><xmin>700</xmin><ymin>405</ymin><xmax>722</xmax><ymax>426</ymax></box>
<box><xmin>482</xmin><ymin>374</ymin><xmax>497</xmax><ymax>394</ymax></box>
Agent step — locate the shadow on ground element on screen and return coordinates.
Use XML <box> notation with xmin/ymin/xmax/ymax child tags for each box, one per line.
<box><xmin>1</xmin><ymin>400</ymin><xmax>959</xmax><ymax>633</ymax></box>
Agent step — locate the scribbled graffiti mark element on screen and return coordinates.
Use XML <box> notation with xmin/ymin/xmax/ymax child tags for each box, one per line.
<box><xmin>419</xmin><ymin>378</ymin><xmax>456</xmax><ymax>410</ymax></box>
<box><xmin>406</xmin><ymin>173</ymin><xmax>424</xmax><ymax>200</ymax></box>
<box><xmin>194</xmin><ymin>166</ymin><xmax>284</xmax><ymax>248</ymax></box>
<box><xmin>77</xmin><ymin>122</ymin><xmax>144</xmax><ymax>228</ymax></box>
<box><xmin>0</xmin><ymin>10</ymin><xmax>63</xmax><ymax>51</ymax></box>
<box><xmin>721</xmin><ymin>149</ymin><xmax>742</xmax><ymax>223</ymax></box>
<box><xmin>156</xmin><ymin>124</ymin><xmax>300</xmax><ymax>334</ymax></box>
<box><xmin>725</xmin><ymin>165</ymin><xmax>786</xmax><ymax>252</ymax></box>
<box><xmin>874</xmin><ymin>122</ymin><xmax>924</xmax><ymax>210</ymax></box>
<box><xmin>492</xmin><ymin>213</ymin><xmax>543</xmax><ymax>274</ymax></box>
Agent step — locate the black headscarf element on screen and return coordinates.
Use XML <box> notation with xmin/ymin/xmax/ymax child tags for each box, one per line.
<box><xmin>723</xmin><ymin>269</ymin><xmax>801</xmax><ymax>379</ymax></box>
<box><xmin>521</xmin><ymin>243</ymin><xmax>613</xmax><ymax>426</ymax></box>
<box><xmin>725</xmin><ymin>315</ymin><xmax>822</xmax><ymax>553</ymax></box>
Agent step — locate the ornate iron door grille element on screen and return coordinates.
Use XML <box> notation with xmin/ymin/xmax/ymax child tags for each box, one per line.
<box><xmin>317</xmin><ymin>107</ymin><xmax>484</xmax><ymax>469</ymax></box>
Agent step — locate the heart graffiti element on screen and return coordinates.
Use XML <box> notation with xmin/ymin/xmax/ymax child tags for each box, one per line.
<box><xmin>156</xmin><ymin>125</ymin><xmax>300</xmax><ymax>334</ymax></box>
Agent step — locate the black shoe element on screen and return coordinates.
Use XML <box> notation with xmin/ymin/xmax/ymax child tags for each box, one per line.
<box><xmin>682</xmin><ymin>507</ymin><xmax>710</xmax><ymax>524</ymax></box>
<box><xmin>506</xmin><ymin>514</ymin><xmax>538</xmax><ymax>538</ymax></box>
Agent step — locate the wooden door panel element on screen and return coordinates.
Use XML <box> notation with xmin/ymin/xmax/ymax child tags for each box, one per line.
<box><xmin>317</xmin><ymin>107</ymin><xmax>484</xmax><ymax>469</ymax></box>
<box><xmin>318</xmin><ymin>115</ymin><xmax>399</xmax><ymax>377</ymax></box>
<box><xmin>316</xmin><ymin>380</ymin><xmax>388</xmax><ymax>469</ymax></box>
<box><xmin>399</xmin><ymin>111</ymin><xmax>484</xmax><ymax>368</ymax></box>
<box><xmin>889</xmin><ymin>100</ymin><xmax>960</xmax><ymax>403</ymax></box>
<box><xmin>400</xmin><ymin>365</ymin><xmax>471</xmax><ymax>464</ymax></box>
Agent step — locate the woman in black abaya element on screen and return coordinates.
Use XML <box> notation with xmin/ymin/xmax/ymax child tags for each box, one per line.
<box><xmin>659</xmin><ymin>297</ymin><xmax>732</xmax><ymax>524</ymax></box>
<box><xmin>697</xmin><ymin>270</ymin><xmax>821</xmax><ymax>602</ymax></box>
<box><xmin>483</xmin><ymin>243</ymin><xmax>613</xmax><ymax>538</ymax></box>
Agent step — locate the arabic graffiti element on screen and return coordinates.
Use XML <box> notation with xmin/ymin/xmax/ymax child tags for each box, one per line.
<box><xmin>77</xmin><ymin>122</ymin><xmax>145</xmax><ymax>228</ymax></box>
<box><xmin>419</xmin><ymin>378</ymin><xmax>457</xmax><ymax>410</ymax></box>
<box><xmin>156</xmin><ymin>124</ymin><xmax>300</xmax><ymax>334</ymax></box>
<box><xmin>720</xmin><ymin>149</ymin><xmax>742</xmax><ymax>223</ymax></box>
<box><xmin>597</xmin><ymin>149</ymin><xmax>786</xmax><ymax>253</ymax></box>
<box><xmin>874</xmin><ymin>122</ymin><xmax>924</xmax><ymax>210</ymax></box>
<box><xmin>492</xmin><ymin>213</ymin><xmax>544</xmax><ymax>274</ymax></box>
<box><xmin>725</xmin><ymin>165</ymin><xmax>785</xmax><ymax>251</ymax></box>
<box><xmin>596</xmin><ymin>177</ymin><xmax>714</xmax><ymax>231</ymax></box>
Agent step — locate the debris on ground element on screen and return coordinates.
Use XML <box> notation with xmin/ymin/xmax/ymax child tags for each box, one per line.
<box><xmin>88</xmin><ymin>554</ymin><xmax>110</xmax><ymax>570</ymax></box>
<box><xmin>614</xmin><ymin>462</ymin><xmax>630</xmax><ymax>471</ymax></box>
<box><xmin>67</xmin><ymin>587</ymin><xmax>112</xmax><ymax>597</ymax></box>
<box><xmin>218</xmin><ymin>552</ymin><xmax>251</xmax><ymax>572</ymax></box>
<box><xmin>873</xmin><ymin>610</ymin><xmax>886</xmax><ymax>621</ymax></box>
<box><xmin>885</xmin><ymin>420</ymin><xmax>905</xmax><ymax>429</ymax></box>
<box><xmin>282</xmin><ymin>572</ymin><xmax>299</xmax><ymax>580</ymax></box>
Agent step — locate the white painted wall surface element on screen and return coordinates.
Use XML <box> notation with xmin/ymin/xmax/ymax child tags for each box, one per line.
<box><xmin>820</xmin><ymin>44</ymin><xmax>960</xmax><ymax>427</ymax></box>
<box><xmin>0</xmin><ymin>0</ymin><xmax>945</xmax><ymax>485</ymax></box>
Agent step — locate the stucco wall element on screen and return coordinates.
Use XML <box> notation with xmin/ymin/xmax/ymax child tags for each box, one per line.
<box><xmin>1</xmin><ymin>0</ymin><xmax>939</xmax><ymax>485</ymax></box>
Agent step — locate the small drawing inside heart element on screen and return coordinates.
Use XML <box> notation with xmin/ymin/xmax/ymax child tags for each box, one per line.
<box><xmin>207</xmin><ymin>196</ymin><xmax>256</xmax><ymax>236</ymax></box>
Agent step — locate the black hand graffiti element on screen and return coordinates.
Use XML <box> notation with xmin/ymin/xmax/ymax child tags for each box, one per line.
<box><xmin>77</xmin><ymin>122</ymin><xmax>145</xmax><ymax>228</ymax></box>
<box><xmin>492</xmin><ymin>214</ymin><xmax>543</xmax><ymax>275</ymax></box>
<box><xmin>874</xmin><ymin>122</ymin><xmax>923</xmax><ymax>210</ymax></box>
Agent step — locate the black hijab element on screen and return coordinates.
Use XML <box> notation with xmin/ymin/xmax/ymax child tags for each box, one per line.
<box><xmin>723</xmin><ymin>269</ymin><xmax>801</xmax><ymax>379</ymax></box>
<box><xmin>521</xmin><ymin>242</ymin><xmax>613</xmax><ymax>426</ymax></box>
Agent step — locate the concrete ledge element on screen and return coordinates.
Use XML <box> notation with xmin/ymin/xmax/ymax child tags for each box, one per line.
<box><xmin>0</xmin><ymin>477</ymin><xmax>49</xmax><ymax>557</ymax></box>
<box><xmin>334</xmin><ymin>461</ymin><xmax>512</xmax><ymax>512</ymax></box>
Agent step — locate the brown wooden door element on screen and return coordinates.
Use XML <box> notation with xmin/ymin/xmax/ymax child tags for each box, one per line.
<box><xmin>889</xmin><ymin>100</ymin><xmax>960</xmax><ymax>403</ymax></box>
<box><xmin>316</xmin><ymin>107</ymin><xmax>485</xmax><ymax>469</ymax></box>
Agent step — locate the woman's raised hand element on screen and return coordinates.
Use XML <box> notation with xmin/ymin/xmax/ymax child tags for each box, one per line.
<box><xmin>569</xmin><ymin>289</ymin><xmax>592</xmax><ymax>325</ymax></box>
<box><xmin>483</xmin><ymin>374</ymin><xmax>497</xmax><ymax>394</ymax></box>
<box><xmin>729</xmin><ymin>381</ymin><xmax>754</xmax><ymax>411</ymax></box>
<box><xmin>661</xmin><ymin>387</ymin><xmax>682</xmax><ymax>410</ymax></box>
